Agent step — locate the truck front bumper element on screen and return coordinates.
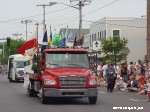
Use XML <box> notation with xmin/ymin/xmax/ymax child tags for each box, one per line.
<box><xmin>16</xmin><ymin>76</ymin><xmax>24</xmax><ymax>80</ymax></box>
<box><xmin>43</xmin><ymin>88</ymin><xmax>98</xmax><ymax>97</ymax></box>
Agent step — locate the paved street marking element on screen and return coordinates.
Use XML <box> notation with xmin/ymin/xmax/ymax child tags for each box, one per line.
<box><xmin>98</xmin><ymin>91</ymin><xmax>121</xmax><ymax>94</ymax></box>
<box><xmin>98</xmin><ymin>91</ymin><xmax>107</xmax><ymax>93</ymax></box>
<box><xmin>129</xmin><ymin>99</ymin><xmax>147</xmax><ymax>102</ymax></box>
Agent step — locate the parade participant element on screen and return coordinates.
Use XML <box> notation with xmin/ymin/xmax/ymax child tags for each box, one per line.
<box><xmin>106</xmin><ymin>63</ymin><xmax>115</xmax><ymax>93</ymax></box>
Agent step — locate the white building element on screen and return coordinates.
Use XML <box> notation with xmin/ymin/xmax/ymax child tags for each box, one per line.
<box><xmin>84</xmin><ymin>17</ymin><xmax>146</xmax><ymax>62</ymax></box>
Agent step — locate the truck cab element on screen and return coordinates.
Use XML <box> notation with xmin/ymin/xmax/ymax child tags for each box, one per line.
<box><xmin>28</xmin><ymin>47</ymin><xmax>98</xmax><ymax>104</ymax></box>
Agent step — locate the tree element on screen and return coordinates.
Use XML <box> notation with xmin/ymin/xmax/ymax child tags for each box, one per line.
<box><xmin>100</xmin><ymin>36</ymin><xmax>128</xmax><ymax>64</ymax></box>
<box><xmin>0</xmin><ymin>38</ymin><xmax>25</xmax><ymax>64</ymax></box>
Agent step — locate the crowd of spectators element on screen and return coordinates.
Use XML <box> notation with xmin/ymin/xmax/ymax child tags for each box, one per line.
<box><xmin>96</xmin><ymin>60</ymin><xmax>150</xmax><ymax>102</ymax></box>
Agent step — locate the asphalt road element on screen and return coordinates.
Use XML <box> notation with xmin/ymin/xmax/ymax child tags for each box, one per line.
<box><xmin>0</xmin><ymin>74</ymin><xmax>149</xmax><ymax>112</ymax></box>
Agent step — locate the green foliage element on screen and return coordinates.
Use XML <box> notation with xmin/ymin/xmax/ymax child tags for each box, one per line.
<box><xmin>100</xmin><ymin>36</ymin><xmax>128</xmax><ymax>64</ymax></box>
<box><xmin>0</xmin><ymin>38</ymin><xmax>25</xmax><ymax>64</ymax></box>
<box><xmin>31</xmin><ymin>54</ymin><xmax>41</xmax><ymax>72</ymax></box>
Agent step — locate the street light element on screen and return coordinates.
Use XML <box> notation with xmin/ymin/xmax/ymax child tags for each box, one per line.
<box><xmin>37</xmin><ymin>2</ymin><xmax>57</xmax><ymax>35</ymax></box>
<box><xmin>35</xmin><ymin>23</ymin><xmax>39</xmax><ymax>67</ymax></box>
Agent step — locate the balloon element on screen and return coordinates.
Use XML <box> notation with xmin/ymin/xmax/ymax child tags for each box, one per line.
<box><xmin>53</xmin><ymin>34</ymin><xmax>61</xmax><ymax>47</ymax></box>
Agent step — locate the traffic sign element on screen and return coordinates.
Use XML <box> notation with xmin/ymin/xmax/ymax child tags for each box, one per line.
<box><xmin>93</xmin><ymin>41</ymin><xmax>100</xmax><ymax>51</ymax></box>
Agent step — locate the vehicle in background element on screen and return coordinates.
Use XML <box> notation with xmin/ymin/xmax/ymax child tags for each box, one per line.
<box><xmin>7</xmin><ymin>54</ymin><xmax>29</xmax><ymax>82</ymax></box>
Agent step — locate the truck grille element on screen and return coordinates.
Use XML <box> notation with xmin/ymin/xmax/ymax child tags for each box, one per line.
<box><xmin>59</xmin><ymin>76</ymin><xmax>86</xmax><ymax>87</ymax></box>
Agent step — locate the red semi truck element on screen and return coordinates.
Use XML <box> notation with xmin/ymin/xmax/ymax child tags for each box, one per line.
<box><xmin>27</xmin><ymin>47</ymin><xmax>98</xmax><ymax>104</ymax></box>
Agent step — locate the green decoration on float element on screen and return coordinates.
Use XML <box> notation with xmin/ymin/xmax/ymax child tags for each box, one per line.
<box><xmin>52</xmin><ymin>34</ymin><xmax>61</xmax><ymax>47</ymax></box>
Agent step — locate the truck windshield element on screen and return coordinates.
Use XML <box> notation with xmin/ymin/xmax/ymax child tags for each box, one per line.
<box><xmin>16</xmin><ymin>62</ymin><xmax>24</xmax><ymax>68</ymax></box>
<box><xmin>45</xmin><ymin>52</ymin><xmax>89</xmax><ymax>68</ymax></box>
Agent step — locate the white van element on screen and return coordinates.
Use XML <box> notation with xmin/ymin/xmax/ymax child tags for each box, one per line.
<box><xmin>7</xmin><ymin>54</ymin><xmax>29</xmax><ymax>82</ymax></box>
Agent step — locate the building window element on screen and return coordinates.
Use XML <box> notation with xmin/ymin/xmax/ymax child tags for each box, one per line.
<box><xmin>113</xmin><ymin>30</ymin><xmax>120</xmax><ymax>37</ymax></box>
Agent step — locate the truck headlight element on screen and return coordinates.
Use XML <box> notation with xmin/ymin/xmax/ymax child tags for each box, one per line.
<box><xmin>89</xmin><ymin>79</ymin><xmax>97</xmax><ymax>85</ymax></box>
<box><xmin>44</xmin><ymin>79</ymin><xmax>56</xmax><ymax>85</ymax></box>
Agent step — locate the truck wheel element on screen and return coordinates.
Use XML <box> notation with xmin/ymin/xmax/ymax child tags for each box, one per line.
<box><xmin>9</xmin><ymin>78</ymin><xmax>12</xmax><ymax>82</ymax></box>
<box><xmin>15</xmin><ymin>76</ymin><xmax>18</xmax><ymax>83</ymax></box>
<box><xmin>88</xmin><ymin>96</ymin><xmax>97</xmax><ymax>104</ymax></box>
<box><xmin>41</xmin><ymin>89</ymin><xmax>47</xmax><ymax>104</ymax></box>
<box><xmin>27</xmin><ymin>84</ymin><xmax>35</xmax><ymax>97</ymax></box>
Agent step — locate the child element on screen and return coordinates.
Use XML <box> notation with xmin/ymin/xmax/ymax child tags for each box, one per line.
<box><xmin>147</xmin><ymin>79</ymin><xmax>150</xmax><ymax>101</ymax></box>
<box><xmin>114</xmin><ymin>77</ymin><xmax>127</xmax><ymax>91</ymax></box>
<box><xmin>138</xmin><ymin>80</ymin><xmax>147</xmax><ymax>95</ymax></box>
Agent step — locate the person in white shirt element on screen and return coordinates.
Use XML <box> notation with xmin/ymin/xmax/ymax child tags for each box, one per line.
<box><xmin>102</xmin><ymin>64</ymin><xmax>108</xmax><ymax>78</ymax></box>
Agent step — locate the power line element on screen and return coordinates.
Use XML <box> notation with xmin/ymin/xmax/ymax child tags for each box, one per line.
<box><xmin>83</xmin><ymin>0</ymin><xmax>120</xmax><ymax>17</ymax></box>
<box><xmin>0</xmin><ymin>7</ymin><xmax>71</xmax><ymax>23</ymax></box>
<box><xmin>45</xmin><ymin>8</ymin><xmax>77</xmax><ymax>22</ymax></box>
<box><xmin>52</xmin><ymin>17</ymin><xmax>79</xmax><ymax>28</ymax></box>
<box><xmin>47</xmin><ymin>0</ymin><xmax>121</xmax><ymax>29</ymax></box>
<box><xmin>0</xmin><ymin>0</ymin><xmax>121</xmax><ymax>30</ymax></box>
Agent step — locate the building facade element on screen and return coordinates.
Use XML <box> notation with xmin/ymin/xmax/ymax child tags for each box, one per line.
<box><xmin>84</xmin><ymin>17</ymin><xmax>146</xmax><ymax>62</ymax></box>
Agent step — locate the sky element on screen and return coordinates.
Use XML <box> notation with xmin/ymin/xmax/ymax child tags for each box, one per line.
<box><xmin>0</xmin><ymin>0</ymin><xmax>146</xmax><ymax>43</ymax></box>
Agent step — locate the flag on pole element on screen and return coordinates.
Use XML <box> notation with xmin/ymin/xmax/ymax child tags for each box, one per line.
<box><xmin>73</xmin><ymin>34</ymin><xmax>77</xmax><ymax>46</ymax></box>
<box><xmin>41</xmin><ymin>29</ymin><xmax>48</xmax><ymax>54</ymax></box>
<box><xmin>48</xmin><ymin>26</ymin><xmax>53</xmax><ymax>46</ymax></box>
<box><xmin>16</xmin><ymin>30</ymin><xmax>37</xmax><ymax>55</ymax></box>
<box><xmin>61</xmin><ymin>37</ymin><xmax>66</xmax><ymax>47</ymax></box>
<box><xmin>76</xmin><ymin>35</ymin><xmax>84</xmax><ymax>46</ymax></box>
<box><xmin>65</xmin><ymin>25</ymin><xmax>68</xmax><ymax>46</ymax></box>
<box><xmin>67</xmin><ymin>30</ymin><xmax>74</xmax><ymax>42</ymax></box>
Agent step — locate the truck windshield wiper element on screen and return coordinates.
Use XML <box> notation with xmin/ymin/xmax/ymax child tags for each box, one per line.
<box><xmin>50</xmin><ymin>63</ymin><xmax>62</xmax><ymax>67</ymax></box>
<box><xmin>67</xmin><ymin>64</ymin><xmax>84</xmax><ymax>68</ymax></box>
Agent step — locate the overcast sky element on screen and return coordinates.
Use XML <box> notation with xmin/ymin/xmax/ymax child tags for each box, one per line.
<box><xmin>0</xmin><ymin>0</ymin><xmax>146</xmax><ymax>43</ymax></box>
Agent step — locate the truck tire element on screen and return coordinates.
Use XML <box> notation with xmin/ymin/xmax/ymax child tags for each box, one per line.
<box><xmin>27</xmin><ymin>84</ymin><xmax>35</xmax><ymax>97</ymax></box>
<box><xmin>88</xmin><ymin>96</ymin><xmax>97</xmax><ymax>104</ymax></box>
<box><xmin>9</xmin><ymin>78</ymin><xmax>12</xmax><ymax>82</ymax></box>
<box><xmin>15</xmin><ymin>75</ymin><xmax>18</xmax><ymax>83</ymax></box>
<box><xmin>41</xmin><ymin>89</ymin><xmax>47</xmax><ymax>104</ymax></box>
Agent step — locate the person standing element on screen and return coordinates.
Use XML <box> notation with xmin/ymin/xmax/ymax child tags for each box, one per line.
<box><xmin>106</xmin><ymin>64</ymin><xmax>115</xmax><ymax>93</ymax></box>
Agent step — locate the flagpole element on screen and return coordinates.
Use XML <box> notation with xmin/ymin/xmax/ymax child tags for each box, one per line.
<box><xmin>50</xmin><ymin>25</ymin><xmax>51</xmax><ymax>46</ymax></box>
<box><xmin>35</xmin><ymin>23</ymin><xmax>39</xmax><ymax>62</ymax></box>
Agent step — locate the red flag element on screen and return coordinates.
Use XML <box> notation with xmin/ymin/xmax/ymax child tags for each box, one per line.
<box><xmin>16</xmin><ymin>38</ymin><xmax>37</xmax><ymax>54</ymax></box>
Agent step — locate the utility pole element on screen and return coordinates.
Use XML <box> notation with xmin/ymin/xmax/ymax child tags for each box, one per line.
<box><xmin>37</xmin><ymin>3</ymin><xmax>56</xmax><ymax>35</ymax></box>
<box><xmin>70</xmin><ymin>0</ymin><xmax>91</xmax><ymax>39</ymax></box>
<box><xmin>12</xmin><ymin>33</ymin><xmax>22</xmax><ymax>39</ymax></box>
<box><xmin>147</xmin><ymin>0</ymin><xmax>150</xmax><ymax>61</ymax></box>
<box><xmin>79</xmin><ymin>1</ymin><xmax>82</xmax><ymax>40</ymax></box>
<box><xmin>21</xmin><ymin>20</ymin><xmax>32</xmax><ymax>41</ymax></box>
<box><xmin>35</xmin><ymin>23</ymin><xmax>39</xmax><ymax>58</ymax></box>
